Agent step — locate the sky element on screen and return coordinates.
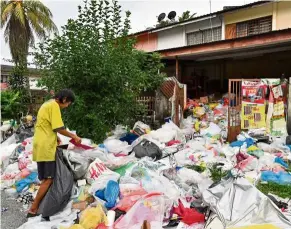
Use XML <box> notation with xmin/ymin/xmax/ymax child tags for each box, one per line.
<box><xmin>0</xmin><ymin>0</ymin><xmax>255</xmax><ymax>65</ymax></box>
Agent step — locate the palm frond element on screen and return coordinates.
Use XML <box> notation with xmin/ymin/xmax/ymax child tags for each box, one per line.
<box><xmin>24</xmin><ymin>0</ymin><xmax>53</xmax><ymax>17</ymax></box>
<box><xmin>1</xmin><ymin>1</ymin><xmax>14</xmax><ymax>28</ymax></box>
<box><xmin>14</xmin><ymin>2</ymin><xmax>26</xmax><ymax>27</ymax></box>
<box><xmin>27</xmin><ymin>11</ymin><xmax>45</xmax><ymax>38</ymax></box>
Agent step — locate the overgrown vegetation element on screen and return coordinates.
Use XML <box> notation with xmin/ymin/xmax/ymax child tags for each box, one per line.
<box><xmin>34</xmin><ymin>0</ymin><xmax>165</xmax><ymax>142</ymax></box>
<box><xmin>257</xmin><ymin>182</ymin><xmax>291</xmax><ymax>199</ymax></box>
<box><xmin>209</xmin><ymin>163</ymin><xmax>229</xmax><ymax>182</ymax></box>
<box><xmin>1</xmin><ymin>65</ymin><xmax>30</xmax><ymax>121</ymax></box>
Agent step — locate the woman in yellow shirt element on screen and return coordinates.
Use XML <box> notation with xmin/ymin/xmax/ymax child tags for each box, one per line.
<box><xmin>27</xmin><ymin>89</ymin><xmax>81</xmax><ymax>218</ymax></box>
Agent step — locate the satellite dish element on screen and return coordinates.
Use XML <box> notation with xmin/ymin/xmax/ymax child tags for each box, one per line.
<box><xmin>168</xmin><ymin>11</ymin><xmax>176</xmax><ymax>21</ymax></box>
<box><xmin>158</xmin><ymin>13</ymin><xmax>166</xmax><ymax>22</ymax></box>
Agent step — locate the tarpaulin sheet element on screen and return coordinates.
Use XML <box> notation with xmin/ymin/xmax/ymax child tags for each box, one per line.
<box><xmin>203</xmin><ymin>177</ymin><xmax>291</xmax><ymax>229</ymax></box>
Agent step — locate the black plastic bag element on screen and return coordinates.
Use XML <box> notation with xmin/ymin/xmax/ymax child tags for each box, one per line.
<box><xmin>133</xmin><ymin>139</ymin><xmax>162</xmax><ymax>160</ymax></box>
<box><xmin>37</xmin><ymin>148</ymin><xmax>74</xmax><ymax>217</ymax></box>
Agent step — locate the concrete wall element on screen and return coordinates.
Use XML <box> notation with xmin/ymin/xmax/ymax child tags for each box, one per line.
<box><xmin>276</xmin><ymin>1</ymin><xmax>291</xmax><ymax>30</ymax></box>
<box><xmin>224</xmin><ymin>3</ymin><xmax>273</xmax><ymax>25</ymax></box>
<box><xmin>157</xmin><ymin>26</ymin><xmax>185</xmax><ymax>50</ymax></box>
<box><xmin>185</xmin><ymin>17</ymin><xmax>222</xmax><ymax>33</ymax></box>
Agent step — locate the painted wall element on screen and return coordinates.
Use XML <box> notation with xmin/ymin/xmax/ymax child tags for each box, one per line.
<box><xmin>157</xmin><ymin>17</ymin><xmax>222</xmax><ymax>50</ymax></box>
<box><xmin>224</xmin><ymin>2</ymin><xmax>291</xmax><ymax>30</ymax></box>
<box><xmin>224</xmin><ymin>3</ymin><xmax>273</xmax><ymax>25</ymax></box>
<box><xmin>135</xmin><ymin>32</ymin><xmax>158</xmax><ymax>52</ymax></box>
<box><xmin>157</xmin><ymin>26</ymin><xmax>185</xmax><ymax>50</ymax></box>
<box><xmin>276</xmin><ymin>1</ymin><xmax>291</xmax><ymax>30</ymax></box>
<box><xmin>185</xmin><ymin>17</ymin><xmax>222</xmax><ymax>33</ymax></box>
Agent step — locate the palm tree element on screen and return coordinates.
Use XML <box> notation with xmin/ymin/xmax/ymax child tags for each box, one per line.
<box><xmin>1</xmin><ymin>0</ymin><xmax>58</xmax><ymax>65</ymax></box>
<box><xmin>178</xmin><ymin>11</ymin><xmax>197</xmax><ymax>22</ymax></box>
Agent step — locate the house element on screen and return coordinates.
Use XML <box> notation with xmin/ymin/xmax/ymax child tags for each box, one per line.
<box><xmin>133</xmin><ymin>1</ymin><xmax>291</xmax><ymax>99</ymax></box>
<box><xmin>1</xmin><ymin>64</ymin><xmax>47</xmax><ymax>113</ymax></box>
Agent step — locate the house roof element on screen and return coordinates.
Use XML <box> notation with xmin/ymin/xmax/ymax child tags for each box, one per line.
<box><xmin>132</xmin><ymin>1</ymin><xmax>271</xmax><ymax>36</ymax></box>
<box><xmin>158</xmin><ymin>28</ymin><xmax>291</xmax><ymax>58</ymax></box>
<box><xmin>1</xmin><ymin>64</ymin><xmax>39</xmax><ymax>75</ymax></box>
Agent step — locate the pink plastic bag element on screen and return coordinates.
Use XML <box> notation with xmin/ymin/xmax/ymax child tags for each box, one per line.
<box><xmin>114</xmin><ymin>193</ymin><xmax>165</xmax><ymax>229</ymax></box>
<box><xmin>115</xmin><ymin>189</ymin><xmax>147</xmax><ymax>212</ymax></box>
<box><xmin>18</xmin><ymin>157</ymin><xmax>31</xmax><ymax>170</ymax></box>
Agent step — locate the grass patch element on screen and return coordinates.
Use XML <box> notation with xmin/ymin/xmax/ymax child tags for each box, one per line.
<box><xmin>256</xmin><ymin>182</ymin><xmax>291</xmax><ymax>199</ymax></box>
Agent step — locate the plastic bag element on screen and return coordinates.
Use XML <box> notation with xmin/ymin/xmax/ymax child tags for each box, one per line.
<box><xmin>133</xmin><ymin>139</ymin><xmax>163</xmax><ymax>160</ymax></box>
<box><xmin>115</xmin><ymin>193</ymin><xmax>146</xmax><ymax>212</ymax></box>
<box><xmin>38</xmin><ymin>149</ymin><xmax>74</xmax><ymax>217</ymax></box>
<box><xmin>18</xmin><ymin>156</ymin><xmax>31</xmax><ymax>170</ymax></box>
<box><xmin>200</xmin><ymin>123</ymin><xmax>221</xmax><ymax>137</ymax></box>
<box><xmin>104</xmin><ymin>138</ymin><xmax>132</xmax><ymax>155</ymax></box>
<box><xmin>95</xmin><ymin>180</ymin><xmax>120</xmax><ymax>209</ymax></box>
<box><xmin>133</xmin><ymin>121</ymin><xmax>150</xmax><ymax>136</ymax></box>
<box><xmin>0</xmin><ymin>143</ymin><xmax>20</xmax><ymax>170</ymax></box>
<box><xmin>114</xmin><ymin>193</ymin><xmax>165</xmax><ymax>229</ymax></box>
<box><xmin>235</xmin><ymin>156</ymin><xmax>258</xmax><ymax>172</ymax></box>
<box><xmin>15</xmin><ymin>172</ymin><xmax>38</xmax><ymax>193</ymax></box>
<box><xmin>79</xmin><ymin>205</ymin><xmax>107</xmax><ymax>229</ymax></box>
<box><xmin>173</xmin><ymin>199</ymin><xmax>205</xmax><ymax>225</ymax></box>
<box><xmin>64</xmin><ymin>150</ymin><xmax>91</xmax><ymax>180</ymax></box>
<box><xmin>68</xmin><ymin>225</ymin><xmax>85</xmax><ymax>229</ymax></box>
<box><xmin>112</xmin><ymin>125</ymin><xmax>127</xmax><ymax>139</ymax></box>
<box><xmin>119</xmin><ymin>177</ymin><xmax>146</xmax><ymax>197</ymax></box>
<box><xmin>86</xmin><ymin>158</ymin><xmax>120</xmax><ymax>186</ymax></box>
<box><xmin>177</xmin><ymin>168</ymin><xmax>203</xmax><ymax>185</ymax></box>
<box><xmin>18</xmin><ymin>201</ymin><xmax>78</xmax><ymax>229</ymax></box>
<box><xmin>261</xmin><ymin>171</ymin><xmax>291</xmax><ymax>185</ymax></box>
<box><xmin>129</xmin><ymin>166</ymin><xmax>180</xmax><ymax>202</ymax></box>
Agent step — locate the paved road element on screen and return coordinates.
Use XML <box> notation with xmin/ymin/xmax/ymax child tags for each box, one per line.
<box><xmin>1</xmin><ymin>191</ymin><xmax>27</xmax><ymax>229</ymax></box>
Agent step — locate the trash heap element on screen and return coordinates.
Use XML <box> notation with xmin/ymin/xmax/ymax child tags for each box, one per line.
<box><xmin>1</xmin><ymin>110</ymin><xmax>291</xmax><ymax>229</ymax></box>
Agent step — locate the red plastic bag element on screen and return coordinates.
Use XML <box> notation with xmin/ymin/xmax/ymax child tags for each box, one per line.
<box><xmin>173</xmin><ymin>199</ymin><xmax>205</xmax><ymax>225</ymax></box>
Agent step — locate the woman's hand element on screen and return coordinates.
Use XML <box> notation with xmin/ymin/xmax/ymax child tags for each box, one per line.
<box><xmin>73</xmin><ymin>135</ymin><xmax>82</xmax><ymax>144</ymax></box>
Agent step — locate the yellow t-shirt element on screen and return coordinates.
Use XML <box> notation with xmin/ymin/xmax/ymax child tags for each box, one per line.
<box><xmin>33</xmin><ymin>100</ymin><xmax>64</xmax><ymax>162</ymax></box>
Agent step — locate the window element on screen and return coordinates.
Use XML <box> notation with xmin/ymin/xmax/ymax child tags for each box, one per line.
<box><xmin>236</xmin><ymin>16</ymin><xmax>272</xmax><ymax>38</ymax></box>
<box><xmin>187</xmin><ymin>27</ymin><xmax>222</xmax><ymax>46</ymax></box>
<box><xmin>1</xmin><ymin>75</ymin><xmax>9</xmax><ymax>83</ymax></box>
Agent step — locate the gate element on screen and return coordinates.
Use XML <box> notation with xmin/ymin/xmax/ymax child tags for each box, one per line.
<box><xmin>228</xmin><ymin>79</ymin><xmax>242</xmax><ymax>142</ymax></box>
<box><xmin>227</xmin><ymin>79</ymin><xmax>261</xmax><ymax>142</ymax></box>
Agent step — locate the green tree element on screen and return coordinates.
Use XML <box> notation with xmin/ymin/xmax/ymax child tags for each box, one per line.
<box><xmin>34</xmin><ymin>0</ymin><xmax>165</xmax><ymax>142</ymax></box>
<box><xmin>1</xmin><ymin>0</ymin><xmax>58</xmax><ymax>65</ymax></box>
<box><xmin>178</xmin><ymin>11</ymin><xmax>196</xmax><ymax>22</ymax></box>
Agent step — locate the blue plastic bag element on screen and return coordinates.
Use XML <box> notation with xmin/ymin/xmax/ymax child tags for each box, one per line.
<box><xmin>104</xmin><ymin>180</ymin><xmax>119</xmax><ymax>209</ymax></box>
<box><xmin>274</xmin><ymin>157</ymin><xmax>289</xmax><ymax>168</ymax></box>
<box><xmin>95</xmin><ymin>180</ymin><xmax>120</xmax><ymax>209</ymax></box>
<box><xmin>15</xmin><ymin>172</ymin><xmax>38</xmax><ymax>193</ymax></box>
<box><xmin>261</xmin><ymin>171</ymin><xmax>291</xmax><ymax>185</ymax></box>
<box><xmin>230</xmin><ymin>138</ymin><xmax>254</xmax><ymax>148</ymax></box>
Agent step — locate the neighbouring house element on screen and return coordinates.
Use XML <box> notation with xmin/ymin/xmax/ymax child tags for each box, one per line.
<box><xmin>1</xmin><ymin>64</ymin><xmax>48</xmax><ymax>114</ymax></box>
<box><xmin>133</xmin><ymin>0</ymin><xmax>291</xmax><ymax>99</ymax></box>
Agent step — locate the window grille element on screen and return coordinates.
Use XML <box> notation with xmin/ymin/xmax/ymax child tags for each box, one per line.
<box><xmin>187</xmin><ymin>27</ymin><xmax>222</xmax><ymax>45</ymax></box>
<box><xmin>236</xmin><ymin>16</ymin><xmax>272</xmax><ymax>38</ymax></box>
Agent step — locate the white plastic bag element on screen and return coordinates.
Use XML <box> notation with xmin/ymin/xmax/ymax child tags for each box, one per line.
<box><xmin>86</xmin><ymin>158</ymin><xmax>120</xmax><ymax>193</ymax></box>
<box><xmin>104</xmin><ymin>138</ymin><xmax>132</xmax><ymax>155</ymax></box>
<box><xmin>177</xmin><ymin>168</ymin><xmax>203</xmax><ymax>185</ymax></box>
<box><xmin>17</xmin><ymin>201</ymin><xmax>78</xmax><ymax>229</ymax></box>
<box><xmin>201</xmin><ymin>123</ymin><xmax>221</xmax><ymax>136</ymax></box>
<box><xmin>112</xmin><ymin>125</ymin><xmax>127</xmax><ymax>139</ymax></box>
<box><xmin>0</xmin><ymin>143</ymin><xmax>20</xmax><ymax>169</ymax></box>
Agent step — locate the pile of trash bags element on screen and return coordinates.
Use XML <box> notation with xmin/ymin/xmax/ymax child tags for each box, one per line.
<box><xmin>1</xmin><ymin>105</ymin><xmax>291</xmax><ymax>229</ymax></box>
